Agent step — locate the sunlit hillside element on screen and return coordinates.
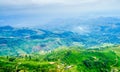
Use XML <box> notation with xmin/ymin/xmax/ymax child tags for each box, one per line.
<box><xmin>0</xmin><ymin>45</ymin><xmax>120</xmax><ymax>72</ymax></box>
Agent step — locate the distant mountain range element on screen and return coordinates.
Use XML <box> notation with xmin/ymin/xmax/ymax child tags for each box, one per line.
<box><xmin>0</xmin><ymin>17</ymin><xmax>120</xmax><ymax>56</ymax></box>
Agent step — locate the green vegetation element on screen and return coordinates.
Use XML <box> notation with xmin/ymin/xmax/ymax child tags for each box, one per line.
<box><xmin>0</xmin><ymin>45</ymin><xmax>120</xmax><ymax>72</ymax></box>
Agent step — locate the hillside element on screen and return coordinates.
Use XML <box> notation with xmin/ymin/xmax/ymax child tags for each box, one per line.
<box><xmin>0</xmin><ymin>17</ymin><xmax>120</xmax><ymax>72</ymax></box>
<box><xmin>0</xmin><ymin>25</ymin><xmax>120</xmax><ymax>56</ymax></box>
<box><xmin>0</xmin><ymin>45</ymin><xmax>120</xmax><ymax>72</ymax></box>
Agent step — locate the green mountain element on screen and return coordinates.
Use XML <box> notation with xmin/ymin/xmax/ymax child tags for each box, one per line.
<box><xmin>0</xmin><ymin>45</ymin><xmax>120</xmax><ymax>72</ymax></box>
<box><xmin>0</xmin><ymin>26</ymin><xmax>120</xmax><ymax>56</ymax></box>
<box><xmin>0</xmin><ymin>25</ymin><xmax>120</xmax><ymax>72</ymax></box>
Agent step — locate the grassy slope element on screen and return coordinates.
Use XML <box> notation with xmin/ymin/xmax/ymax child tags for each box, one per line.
<box><xmin>0</xmin><ymin>45</ymin><xmax>120</xmax><ymax>72</ymax></box>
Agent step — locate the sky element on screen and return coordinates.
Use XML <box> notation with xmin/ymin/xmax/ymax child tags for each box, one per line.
<box><xmin>0</xmin><ymin>0</ymin><xmax>120</xmax><ymax>27</ymax></box>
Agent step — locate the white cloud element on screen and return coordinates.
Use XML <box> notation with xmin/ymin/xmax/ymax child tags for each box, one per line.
<box><xmin>1</xmin><ymin>0</ymin><xmax>120</xmax><ymax>13</ymax></box>
<box><xmin>73</xmin><ymin>26</ymin><xmax>91</xmax><ymax>34</ymax></box>
<box><xmin>0</xmin><ymin>0</ymin><xmax>119</xmax><ymax>12</ymax></box>
<box><xmin>0</xmin><ymin>0</ymin><xmax>99</xmax><ymax>6</ymax></box>
<box><xmin>0</xmin><ymin>0</ymin><xmax>120</xmax><ymax>27</ymax></box>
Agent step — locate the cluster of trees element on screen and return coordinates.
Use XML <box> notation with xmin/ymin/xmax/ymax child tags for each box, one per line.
<box><xmin>0</xmin><ymin>46</ymin><xmax>120</xmax><ymax>72</ymax></box>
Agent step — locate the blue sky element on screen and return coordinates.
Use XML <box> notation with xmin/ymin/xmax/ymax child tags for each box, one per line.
<box><xmin>0</xmin><ymin>0</ymin><xmax>120</xmax><ymax>27</ymax></box>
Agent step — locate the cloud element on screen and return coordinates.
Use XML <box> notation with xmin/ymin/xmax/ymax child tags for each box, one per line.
<box><xmin>1</xmin><ymin>0</ymin><xmax>120</xmax><ymax>13</ymax></box>
<box><xmin>0</xmin><ymin>0</ymin><xmax>99</xmax><ymax>6</ymax></box>
<box><xmin>0</xmin><ymin>0</ymin><xmax>119</xmax><ymax>7</ymax></box>
<box><xmin>0</xmin><ymin>0</ymin><xmax>120</xmax><ymax>27</ymax></box>
<box><xmin>1</xmin><ymin>0</ymin><xmax>120</xmax><ymax>16</ymax></box>
<box><xmin>72</xmin><ymin>26</ymin><xmax>91</xmax><ymax>34</ymax></box>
